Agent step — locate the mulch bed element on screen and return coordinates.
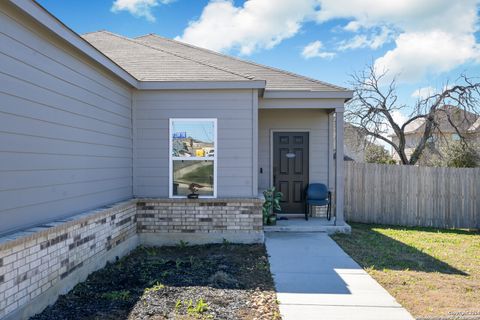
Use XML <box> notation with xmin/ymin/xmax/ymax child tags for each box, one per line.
<box><xmin>31</xmin><ymin>243</ymin><xmax>281</xmax><ymax>320</ymax></box>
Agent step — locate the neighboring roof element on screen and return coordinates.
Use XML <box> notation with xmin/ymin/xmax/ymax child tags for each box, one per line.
<box><xmin>404</xmin><ymin>118</ymin><xmax>426</xmax><ymax>134</ymax></box>
<box><xmin>402</xmin><ymin>105</ymin><xmax>480</xmax><ymax>135</ymax></box>
<box><xmin>468</xmin><ymin>117</ymin><xmax>480</xmax><ymax>132</ymax></box>
<box><xmin>134</xmin><ymin>34</ymin><xmax>348</xmax><ymax>92</ymax></box>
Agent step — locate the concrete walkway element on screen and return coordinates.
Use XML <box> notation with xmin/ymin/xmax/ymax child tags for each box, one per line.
<box><xmin>265</xmin><ymin>232</ymin><xmax>415</xmax><ymax>320</ymax></box>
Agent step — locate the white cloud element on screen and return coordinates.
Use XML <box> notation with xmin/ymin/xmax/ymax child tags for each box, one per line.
<box><xmin>111</xmin><ymin>0</ymin><xmax>174</xmax><ymax>22</ymax></box>
<box><xmin>176</xmin><ymin>0</ymin><xmax>480</xmax><ymax>82</ymax></box>
<box><xmin>315</xmin><ymin>0</ymin><xmax>477</xmax><ymax>34</ymax></box>
<box><xmin>315</xmin><ymin>0</ymin><xmax>480</xmax><ymax>82</ymax></box>
<box><xmin>338</xmin><ymin>26</ymin><xmax>394</xmax><ymax>51</ymax></box>
<box><xmin>411</xmin><ymin>86</ymin><xmax>436</xmax><ymax>100</ymax></box>
<box><xmin>391</xmin><ymin>110</ymin><xmax>408</xmax><ymax>127</ymax></box>
<box><xmin>176</xmin><ymin>0</ymin><xmax>319</xmax><ymax>55</ymax></box>
<box><xmin>302</xmin><ymin>41</ymin><xmax>335</xmax><ymax>59</ymax></box>
<box><xmin>374</xmin><ymin>31</ymin><xmax>480</xmax><ymax>82</ymax></box>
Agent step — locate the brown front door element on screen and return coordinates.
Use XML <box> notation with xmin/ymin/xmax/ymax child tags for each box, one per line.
<box><xmin>273</xmin><ymin>132</ymin><xmax>309</xmax><ymax>213</ymax></box>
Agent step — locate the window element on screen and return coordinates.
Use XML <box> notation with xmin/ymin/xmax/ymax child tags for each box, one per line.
<box><xmin>452</xmin><ymin>133</ymin><xmax>461</xmax><ymax>141</ymax></box>
<box><xmin>169</xmin><ymin>119</ymin><xmax>217</xmax><ymax>198</ymax></box>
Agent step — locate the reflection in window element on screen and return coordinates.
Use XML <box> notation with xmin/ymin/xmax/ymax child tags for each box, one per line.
<box><xmin>170</xmin><ymin>119</ymin><xmax>216</xmax><ymax>198</ymax></box>
<box><xmin>171</xmin><ymin>120</ymin><xmax>215</xmax><ymax>158</ymax></box>
<box><xmin>173</xmin><ymin>160</ymin><xmax>214</xmax><ymax>196</ymax></box>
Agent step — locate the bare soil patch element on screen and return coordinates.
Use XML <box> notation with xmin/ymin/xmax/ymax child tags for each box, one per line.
<box><xmin>31</xmin><ymin>243</ymin><xmax>280</xmax><ymax>320</ymax></box>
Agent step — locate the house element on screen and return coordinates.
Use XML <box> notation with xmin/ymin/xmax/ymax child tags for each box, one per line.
<box><xmin>344</xmin><ymin>122</ymin><xmax>371</xmax><ymax>162</ymax></box>
<box><xmin>0</xmin><ymin>1</ymin><xmax>351</xmax><ymax>318</ymax></box>
<box><xmin>390</xmin><ymin>105</ymin><xmax>480</xmax><ymax>163</ymax></box>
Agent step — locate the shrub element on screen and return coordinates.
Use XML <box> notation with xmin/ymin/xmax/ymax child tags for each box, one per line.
<box><xmin>442</xmin><ymin>142</ymin><xmax>479</xmax><ymax>168</ymax></box>
<box><xmin>365</xmin><ymin>144</ymin><xmax>396</xmax><ymax>164</ymax></box>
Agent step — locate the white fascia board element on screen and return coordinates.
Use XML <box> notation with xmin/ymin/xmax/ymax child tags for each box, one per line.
<box><xmin>263</xmin><ymin>90</ymin><xmax>354</xmax><ymax>100</ymax></box>
<box><xmin>138</xmin><ymin>80</ymin><xmax>266</xmax><ymax>90</ymax></box>
<box><xmin>10</xmin><ymin>0</ymin><xmax>138</xmax><ymax>87</ymax></box>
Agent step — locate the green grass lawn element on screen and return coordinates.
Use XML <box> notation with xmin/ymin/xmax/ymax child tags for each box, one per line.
<box><xmin>331</xmin><ymin>223</ymin><xmax>480</xmax><ymax>319</ymax></box>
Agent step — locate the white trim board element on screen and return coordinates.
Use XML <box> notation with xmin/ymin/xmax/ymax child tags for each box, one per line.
<box><xmin>138</xmin><ymin>80</ymin><xmax>266</xmax><ymax>90</ymax></box>
<box><xmin>263</xmin><ymin>90</ymin><xmax>353</xmax><ymax>100</ymax></box>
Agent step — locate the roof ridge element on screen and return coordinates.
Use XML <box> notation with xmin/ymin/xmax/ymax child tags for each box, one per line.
<box><xmin>95</xmin><ymin>31</ymin><xmax>254</xmax><ymax>81</ymax></box>
<box><xmin>136</xmin><ymin>34</ymin><xmax>348</xmax><ymax>91</ymax></box>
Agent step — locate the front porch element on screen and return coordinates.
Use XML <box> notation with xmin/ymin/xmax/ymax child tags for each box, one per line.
<box><xmin>257</xmin><ymin>103</ymin><xmax>347</xmax><ymax>231</ymax></box>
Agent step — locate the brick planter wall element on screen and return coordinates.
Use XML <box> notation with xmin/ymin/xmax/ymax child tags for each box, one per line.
<box><xmin>136</xmin><ymin>198</ymin><xmax>264</xmax><ymax>245</ymax></box>
<box><xmin>0</xmin><ymin>200</ymin><xmax>138</xmax><ymax>320</ymax></box>
<box><xmin>0</xmin><ymin>198</ymin><xmax>262</xmax><ymax>320</ymax></box>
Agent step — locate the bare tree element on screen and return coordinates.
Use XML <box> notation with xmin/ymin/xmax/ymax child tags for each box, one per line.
<box><xmin>346</xmin><ymin>64</ymin><xmax>480</xmax><ymax>165</ymax></box>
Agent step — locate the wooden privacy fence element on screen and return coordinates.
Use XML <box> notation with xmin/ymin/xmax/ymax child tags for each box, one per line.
<box><xmin>344</xmin><ymin>162</ymin><xmax>480</xmax><ymax>229</ymax></box>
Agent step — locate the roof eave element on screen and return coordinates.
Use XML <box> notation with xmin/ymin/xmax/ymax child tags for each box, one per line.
<box><xmin>263</xmin><ymin>89</ymin><xmax>354</xmax><ymax>100</ymax></box>
<box><xmin>10</xmin><ymin>0</ymin><xmax>138</xmax><ymax>87</ymax></box>
<box><xmin>137</xmin><ymin>80</ymin><xmax>266</xmax><ymax>90</ymax></box>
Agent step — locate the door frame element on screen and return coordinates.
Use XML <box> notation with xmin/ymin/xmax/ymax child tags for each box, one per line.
<box><xmin>270</xmin><ymin>129</ymin><xmax>311</xmax><ymax>196</ymax></box>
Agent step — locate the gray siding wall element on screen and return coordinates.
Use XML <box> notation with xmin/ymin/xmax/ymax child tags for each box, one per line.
<box><xmin>0</xmin><ymin>3</ymin><xmax>133</xmax><ymax>234</ymax></box>
<box><xmin>258</xmin><ymin>109</ymin><xmax>330</xmax><ymax>191</ymax></box>
<box><xmin>134</xmin><ymin>90</ymin><xmax>255</xmax><ymax>197</ymax></box>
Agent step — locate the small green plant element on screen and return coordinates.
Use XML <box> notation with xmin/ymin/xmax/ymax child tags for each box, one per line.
<box><xmin>144</xmin><ymin>282</ymin><xmax>165</xmax><ymax>294</ymax></box>
<box><xmin>256</xmin><ymin>260</ymin><xmax>269</xmax><ymax>271</ymax></box>
<box><xmin>176</xmin><ymin>258</ymin><xmax>183</xmax><ymax>269</ymax></box>
<box><xmin>222</xmin><ymin>238</ymin><xmax>230</xmax><ymax>246</ymax></box>
<box><xmin>141</xmin><ymin>246</ymin><xmax>157</xmax><ymax>256</ymax></box>
<box><xmin>176</xmin><ymin>240</ymin><xmax>189</xmax><ymax>248</ymax></box>
<box><xmin>262</xmin><ymin>187</ymin><xmax>282</xmax><ymax>225</ymax></box>
<box><xmin>100</xmin><ymin>290</ymin><xmax>130</xmax><ymax>301</ymax></box>
<box><xmin>175</xmin><ymin>299</ymin><xmax>183</xmax><ymax>312</ymax></box>
<box><xmin>187</xmin><ymin>298</ymin><xmax>209</xmax><ymax>316</ymax></box>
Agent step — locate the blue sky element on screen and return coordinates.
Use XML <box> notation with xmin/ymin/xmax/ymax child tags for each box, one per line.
<box><xmin>38</xmin><ymin>0</ymin><xmax>480</xmax><ymax>121</ymax></box>
<box><xmin>172</xmin><ymin>121</ymin><xmax>214</xmax><ymax>143</ymax></box>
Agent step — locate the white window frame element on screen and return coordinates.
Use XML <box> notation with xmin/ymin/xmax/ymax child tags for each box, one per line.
<box><xmin>169</xmin><ymin>118</ymin><xmax>218</xmax><ymax>198</ymax></box>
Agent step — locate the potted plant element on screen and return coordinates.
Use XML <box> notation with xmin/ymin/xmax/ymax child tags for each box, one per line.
<box><xmin>187</xmin><ymin>183</ymin><xmax>202</xmax><ymax>199</ymax></box>
<box><xmin>262</xmin><ymin>187</ymin><xmax>282</xmax><ymax>225</ymax></box>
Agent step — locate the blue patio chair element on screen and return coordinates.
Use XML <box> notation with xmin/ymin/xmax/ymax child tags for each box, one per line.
<box><xmin>305</xmin><ymin>183</ymin><xmax>331</xmax><ymax>221</ymax></box>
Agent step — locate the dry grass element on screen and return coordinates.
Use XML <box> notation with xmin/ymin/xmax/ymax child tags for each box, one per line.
<box><xmin>331</xmin><ymin>223</ymin><xmax>480</xmax><ymax>319</ymax></box>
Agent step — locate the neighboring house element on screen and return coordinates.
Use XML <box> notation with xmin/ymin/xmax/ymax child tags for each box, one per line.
<box><xmin>390</xmin><ymin>105</ymin><xmax>480</xmax><ymax>162</ymax></box>
<box><xmin>344</xmin><ymin>122</ymin><xmax>371</xmax><ymax>162</ymax></box>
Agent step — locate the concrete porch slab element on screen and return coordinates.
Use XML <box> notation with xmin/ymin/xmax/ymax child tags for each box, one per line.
<box><xmin>264</xmin><ymin>217</ymin><xmax>351</xmax><ymax>234</ymax></box>
<box><xmin>265</xmin><ymin>232</ymin><xmax>415</xmax><ymax>320</ymax></box>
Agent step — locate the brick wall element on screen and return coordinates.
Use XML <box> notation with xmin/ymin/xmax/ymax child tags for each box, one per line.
<box><xmin>0</xmin><ymin>200</ymin><xmax>138</xmax><ymax>319</ymax></box>
<box><xmin>136</xmin><ymin>198</ymin><xmax>264</xmax><ymax>245</ymax></box>
<box><xmin>0</xmin><ymin>198</ymin><xmax>263</xmax><ymax>319</ymax></box>
<box><xmin>136</xmin><ymin>199</ymin><xmax>263</xmax><ymax>233</ymax></box>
